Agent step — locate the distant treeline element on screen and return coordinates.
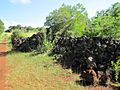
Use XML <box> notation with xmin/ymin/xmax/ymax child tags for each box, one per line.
<box><xmin>5</xmin><ymin>25</ymin><xmax>42</xmax><ymax>32</ymax></box>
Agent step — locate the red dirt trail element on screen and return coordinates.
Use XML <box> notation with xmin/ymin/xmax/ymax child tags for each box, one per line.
<box><xmin>0</xmin><ymin>39</ymin><xmax>8</xmax><ymax>90</ymax></box>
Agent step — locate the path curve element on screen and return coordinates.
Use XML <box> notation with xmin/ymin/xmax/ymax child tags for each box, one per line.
<box><xmin>0</xmin><ymin>39</ymin><xmax>8</xmax><ymax>90</ymax></box>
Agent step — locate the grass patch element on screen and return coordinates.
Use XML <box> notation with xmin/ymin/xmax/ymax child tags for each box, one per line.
<box><xmin>19</xmin><ymin>31</ymin><xmax>38</xmax><ymax>38</ymax></box>
<box><xmin>6</xmin><ymin>52</ymin><xmax>83</xmax><ymax>90</ymax></box>
<box><xmin>0</xmin><ymin>32</ymin><xmax>11</xmax><ymax>42</ymax></box>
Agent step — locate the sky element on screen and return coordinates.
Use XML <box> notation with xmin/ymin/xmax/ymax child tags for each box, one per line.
<box><xmin>0</xmin><ymin>0</ymin><xmax>120</xmax><ymax>29</ymax></box>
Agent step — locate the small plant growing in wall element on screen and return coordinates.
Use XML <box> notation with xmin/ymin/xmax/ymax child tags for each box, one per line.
<box><xmin>111</xmin><ymin>59</ymin><xmax>120</xmax><ymax>83</ymax></box>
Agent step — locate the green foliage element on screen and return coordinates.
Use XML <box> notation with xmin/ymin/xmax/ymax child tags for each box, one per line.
<box><xmin>7</xmin><ymin>24</ymin><xmax>40</xmax><ymax>33</ymax></box>
<box><xmin>86</xmin><ymin>2</ymin><xmax>120</xmax><ymax>38</ymax></box>
<box><xmin>37</xmin><ymin>40</ymin><xmax>53</xmax><ymax>54</ymax></box>
<box><xmin>45</xmin><ymin>3</ymin><xmax>89</xmax><ymax>41</ymax></box>
<box><xmin>0</xmin><ymin>32</ymin><xmax>10</xmax><ymax>42</ymax></box>
<box><xmin>11</xmin><ymin>30</ymin><xmax>23</xmax><ymax>40</ymax></box>
<box><xmin>40</xmin><ymin>27</ymin><xmax>46</xmax><ymax>33</ymax></box>
<box><xmin>0</xmin><ymin>19</ymin><xmax>4</xmax><ymax>34</ymax></box>
<box><xmin>43</xmin><ymin>40</ymin><xmax>53</xmax><ymax>53</ymax></box>
<box><xmin>36</xmin><ymin>29</ymin><xmax>53</xmax><ymax>54</ymax></box>
<box><xmin>11</xmin><ymin>29</ymin><xmax>39</xmax><ymax>40</ymax></box>
<box><xmin>111</xmin><ymin>60</ymin><xmax>120</xmax><ymax>82</ymax></box>
<box><xmin>90</xmin><ymin>15</ymin><xmax>116</xmax><ymax>37</ymax></box>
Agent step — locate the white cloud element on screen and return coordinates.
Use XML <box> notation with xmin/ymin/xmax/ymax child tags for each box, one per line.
<box><xmin>3</xmin><ymin>20</ymin><xmax>41</xmax><ymax>30</ymax></box>
<box><xmin>10</xmin><ymin>0</ymin><xmax>31</xmax><ymax>4</ymax></box>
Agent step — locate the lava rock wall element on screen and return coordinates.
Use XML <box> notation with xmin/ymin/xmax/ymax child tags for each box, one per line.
<box><xmin>52</xmin><ymin>36</ymin><xmax>120</xmax><ymax>73</ymax></box>
<box><xmin>12</xmin><ymin>32</ymin><xmax>44</xmax><ymax>52</ymax></box>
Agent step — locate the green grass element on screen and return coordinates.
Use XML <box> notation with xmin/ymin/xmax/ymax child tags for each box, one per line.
<box><xmin>0</xmin><ymin>32</ymin><xmax>11</xmax><ymax>42</ymax></box>
<box><xmin>19</xmin><ymin>31</ymin><xmax>38</xmax><ymax>38</ymax></box>
<box><xmin>6</xmin><ymin>52</ymin><xmax>83</xmax><ymax>90</ymax></box>
<box><xmin>5</xmin><ymin>30</ymin><xmax>120</xmax><ymax>90</ymax></box>
<box><xmin>11</xmin><ymin>30</ymin><xmax>39</xmax><ymax>38</ymax></box>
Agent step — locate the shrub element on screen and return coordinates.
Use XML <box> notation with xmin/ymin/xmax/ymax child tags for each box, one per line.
<box><xmin>111</xmin><ymin>60</ymin><xmax>120</xmax><ymax>83</ymax></box>
<box><xmin>11</xmin><ymin>30</ymin><xmax>24</xmax><ymax>40</ymax></box>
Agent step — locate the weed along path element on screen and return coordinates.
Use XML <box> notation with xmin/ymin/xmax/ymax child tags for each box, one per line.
<box><xmin>0</xmin><ymin>38</ymin><xmax>8</xmax><ymax>90</ymax></box>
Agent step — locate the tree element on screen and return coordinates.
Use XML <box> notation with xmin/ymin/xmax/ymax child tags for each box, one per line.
<box><xmin>7</xmin><ymin>25</ymin><xmax>39</xmax><ymax>32</ymax></box>
<box><xmin>44</xmin><ymin>3</ymin><xmax>89</xmax><ymax>41</ymax></box>
<box><xmin>26</xmin><ymin>26</ymin><xmax>33</xmax><ymax>32</ymax></box>
<box><xmin>0</xmin><ymin>19</ymin><xmax>4</xmax><ymax>34</ymax></box>
<box><xmin>87</xmin><ymin>2</ymin><xmax>120</xmax><ymax>38</ymax></box>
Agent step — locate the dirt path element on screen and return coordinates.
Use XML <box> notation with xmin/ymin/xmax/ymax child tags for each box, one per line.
<box><xmin>0</xmin><ymin>39</ymin><xmax>8</xmax><ymax>90</ymax></box>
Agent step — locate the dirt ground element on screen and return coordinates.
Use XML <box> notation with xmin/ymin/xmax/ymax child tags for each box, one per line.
<box><xmin>0</xmin><ymin>39</ymin><xmax>8</xmax><ymax>90</ymax></box>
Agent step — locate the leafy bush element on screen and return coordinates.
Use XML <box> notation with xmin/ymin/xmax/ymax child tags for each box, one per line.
<box><xmin>43</xmin><ymin>40</ymin><xmax>53</xmax><ymax>53</ymax></box>
<box><xmin>111</xmin><ymin>60</ymin><xmax>120</xmax><ymax>82</ymax></box>
<box><xmin>11</xmin><ymin>30</ymin><xmax>24</xmax><ymax>40</ymax></box>
<box><xmin>86</xmin><ymin>2</ymin><xmax>120</xmax><ymax>38</ymax></box>
<box><xmin>35</xmin><ymin>38</ymin><xmax>53</xmax><ymax>54</ymax></box>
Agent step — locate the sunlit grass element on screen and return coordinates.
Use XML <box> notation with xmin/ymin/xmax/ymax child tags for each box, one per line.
<box><xmin>19</xmin><ymin>31</ymin><xmax>38</xmax><ymax>38</ymax></box>
<box><xmin>6</xmin><ymin>52</ymin><xmax>83</xmax><ymax>90</ymax></box>
<box><xmin>0</xmin><ymin>32</ymin><xmax>11</xmax><ymax>42</ymax></box>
